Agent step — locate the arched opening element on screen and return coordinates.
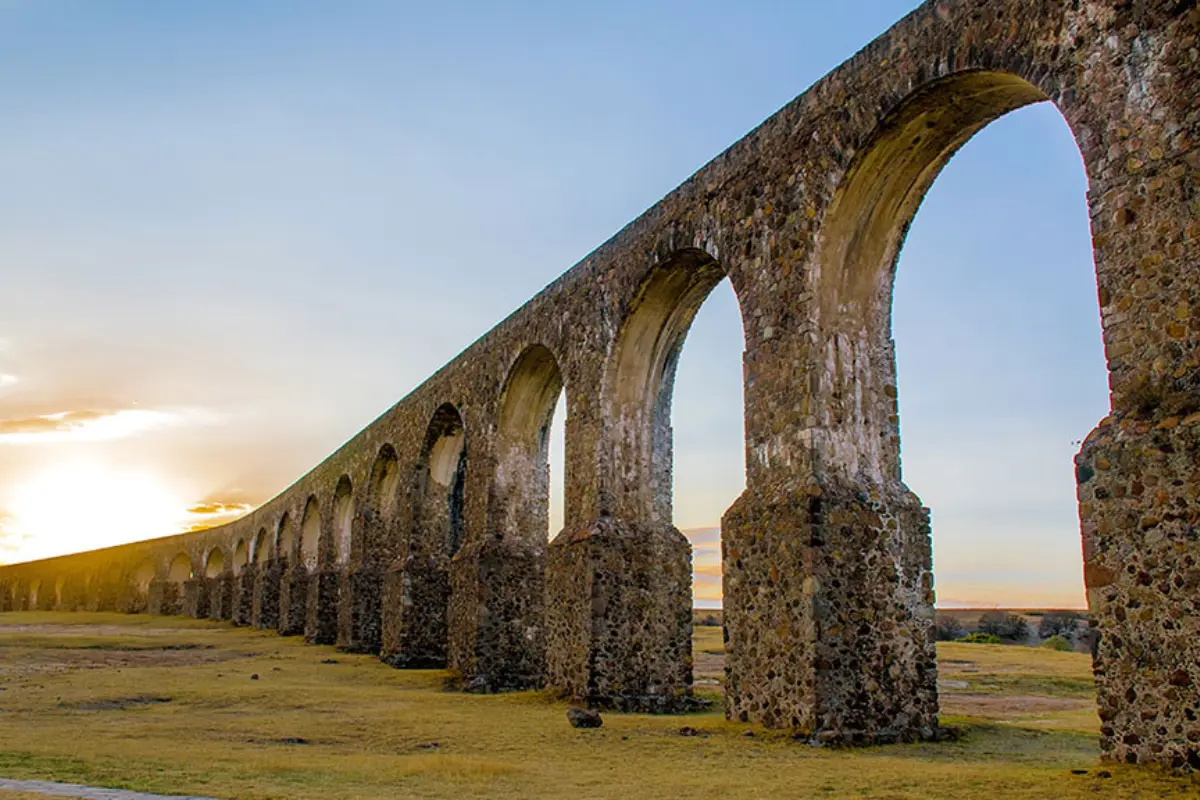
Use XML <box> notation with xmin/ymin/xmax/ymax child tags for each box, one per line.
<box><xmin>234</xmin><ymin>538</ymin><xmax>249</xmax><ymax>575</ymax></box>
<box><xmin>300</xmin><ymin>496</ymin><xmax>321</xmax><ymax>571</ymax></box>
<box><xmin>134</xmin><ymin>560</ymin><xmax>155</xmax><ymax>591</ymax></box>
<box><xmin>368</xmin><ymin>444</ymin><xmax>401</xmax><ymax>520</ymax></box>
<box><xmin>168</xmin><ymin>553</ymin><xmax>192</xmax><ymax>583</ymax></box>
<box><xmin>816</xmin><ymin>71</ymin><xmax>1051</xmax><ymax>481</ymax></box>
<box><xmin>890</xmin><ymin>101</ymin><xmax>1101</xmax><ymax>614</ymax></box>
<box><xmin>204</xmin><ymin>548</ymin><xmax>225</xmax><ymax>579</ymax></box>
<box><xmin>277</xmin><ymin>512</ymin><xmax>294</xmax><ymax>564</ymax></box>
<box><xmin>492</xmin><ymin>345</ymin><xmax>565</xmax><ymax>543</ymax></box>
<box><xmin>54</xmin><ymin>575</ymin><xmax>66</xmax><ymax>607</ymax></box>
<box><xmin>787</xmin><ymin>68</ymin><xmax>1105</xmax><ymax>739</ymax></box>
<box><xmin>253</xmin><ymin>528</ymin><xmax>269</xmax><ymax>565</ymax></box>
<box><xmin>416</xmin><ymin>404</ymin><xmax>467</xmax><ymax>559</ymax></box>
<box><xmin>580</xmin><ymin>248</ymin><xmax>747</xmax><ymax>706</ymax></box>
<box><xmin>610</xmin><ymin>249</ymin><xmax>738</xmax><ymax>528</ymax></box>
<box><xmin>334</xmin><ymin>476</ymin><xmax>354</xmax><ymax>566</ymax></box>
<box><xmin>29</xmin><ymin>578</ymin><xmax>41</xmax><ymax>609</ymax></box>
<box><xmin>391</xmin><ymin>403</ymin><xmax>467</xmax><ymax>667</ymax></box>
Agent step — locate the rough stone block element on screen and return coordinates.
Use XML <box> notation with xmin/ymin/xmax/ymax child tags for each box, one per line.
<box><xmin>545</xmin><ymin>517</ymin><xmax>693</xmax><ymax>712</ymax></box>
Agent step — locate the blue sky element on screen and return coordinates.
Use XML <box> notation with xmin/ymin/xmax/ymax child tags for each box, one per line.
<box><xmin>0</xmin><ymin>1</ymin><xmax>1107</xmax><ymax>607</ymax></box>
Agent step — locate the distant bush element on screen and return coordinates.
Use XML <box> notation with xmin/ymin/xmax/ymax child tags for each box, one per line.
<box><xmin>1040</xmin><ymin>635</ymin><xmax>1074</xmax><ymax>652</ymax></box>
<box><xmin>695</xmin><ymin>614</ymin><xmax>721</xmax><ymax>627</ymax></box>
<box><xmin>935</xmin><ymin>617</ymin><xmax>966</xmax><ymax>642</ymax></box>
<box><xmin>957</xmin><ymin>633</ymin><xmax>1002</xmax><ymax>645</ymax></box>
<box><xmin>977</xmin><ymin>612</ymin><xmax>1029</xmax><ymax>642</ymax></box>
<box><xmin>1038</xmin><ymin>611</ymin><xmax>1082</xmax><ymax>642</ymax></box>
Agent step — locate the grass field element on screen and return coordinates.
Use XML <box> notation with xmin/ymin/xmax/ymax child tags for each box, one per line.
<box><xmin>1</xmin><ymin>612</ymin><xmax>1196</xmax><ymax>799</ymax></box>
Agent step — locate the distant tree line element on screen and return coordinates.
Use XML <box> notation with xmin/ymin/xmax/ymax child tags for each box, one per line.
<box><xmin>934</xmin><ymin>610</ymin><xmax>1085</xmax><ymax>645</ymax></box>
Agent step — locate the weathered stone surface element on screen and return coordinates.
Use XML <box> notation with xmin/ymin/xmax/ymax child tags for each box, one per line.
<box><xmin>337</xmin><ymin>567</ymin><xmax>382</xmax><ymax>653</ymax></box>
<box><xmin>566</xmin><ymin>706</ymin><xmax>603</xmax><ymax>729</ymax></box>
<box><xmin>252</xmin><ymin>560</ymin><xmax>282</xmax><ymax>630</ymax></box>
<box><xmin>305</xmin><ymin>567</ymin><xmax>340</xmax><ymax>645</ymax></box>
<box><xmin>3</xmin><ymin>0</ymin><xmax>1200</xmax><ymax>769</ymax></box>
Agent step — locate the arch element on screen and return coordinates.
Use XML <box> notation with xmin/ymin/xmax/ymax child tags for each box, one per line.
<box><xmin>54</xmin><ymin>575</ymin><xmax>66</xmax><ymax>606</ymax></box>
<box><xmin>204</xmin><ymin>548</ymin><xmax>226</xmax><ymax>579</ymax></box>
<box><xmin>491</xmin><ymin>344</ymin><xmax>565</xmax><ymax>542</ymax></box>
<box><xmin>367</xmin><ymin>444</ymin><xmax>400</xmax><ymax>518</ymax></box>
<box><xmin>276</xmin><ymin>512</ymin><xmax>294</xmax><ymax>563</ymax></box>
<box><xmin>168</xmin><ymin>553</ymin><xmax>192</xmax><ymax>583</ymax></box>
<box><xmin>133</xmin><ymin>560</ymin><xmax>155</xmax><ymax>591</ymax></box>
<box><xmin>333</xmin><ymin>475</ymin><xmax>354</xmax><ymax>565</ymax></box>
<box><xmin>814</xmin><ymin>70</ymin><xmax>1056</xmax><ymax>484</ymax></box>
<box><xmin>253</xmin><ymin>528</ymin><xmax>269</xmax><ymax>565</ymax></box>
<box><xmin>300</xmin><ymin>496</ymin><xmax>321</xmax><ymax>571</ymax></box>
<box><xmin>29</xmin><ymin>578</ymin><xmax>41</xmax><ymax>609</ymax></box>
<box><xmin>609</xmin><ymin>248</ymin><xmax>736</xmax><ymax>525</ymax></box>
<box><xmin>233</xmin><ymin>538</ymin><xmax>249</xmax><ymax>574</ymax></box>
<box><xmin>416</xmin><ymin>403</ymin><xmax>467</xmax><ymax>558</ymax></box>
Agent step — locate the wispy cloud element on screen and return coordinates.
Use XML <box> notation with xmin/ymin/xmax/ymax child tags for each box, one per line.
<box><xmin>0</xmin><ymin>407</ymin><xmax>221</xmax><ymax>444</ymax></box>
<box><xmin>0</xmin><ymin>374</ymin><xmax>17</xmax><ymax>389</ymax></box>
<box><xmin>183</xmin><ymin>500</ymin><xmax>253</xmax><ymax>531</ymax></box>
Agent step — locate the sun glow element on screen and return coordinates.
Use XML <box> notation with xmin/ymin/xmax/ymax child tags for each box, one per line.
<box><xmin>3</xmin><ymin>461</ymin><xmax>191</xmax><ymax>563</ymax></box>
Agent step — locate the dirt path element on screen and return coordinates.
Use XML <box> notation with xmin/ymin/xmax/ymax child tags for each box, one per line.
<box><xmin>0</xmin><ymin>779</ymin><xmax>221</xmax><ymax>800</ymax></box>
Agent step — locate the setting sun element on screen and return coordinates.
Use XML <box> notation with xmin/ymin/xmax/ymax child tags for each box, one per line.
<box><xmin>4</xmin><ymin>461</ymin><xmax>189</xmax><ymax>563</ymax></box>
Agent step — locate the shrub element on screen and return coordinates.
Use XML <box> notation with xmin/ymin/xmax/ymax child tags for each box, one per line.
<box><xmin>1040</xmin><ymin>635</ymin><xmax>1074</xmax><ymax>652</ymax></box>
<box><xmin>1038</xmin><ymin>610</ymin><xmax>1082</xmax><ymax>641</ymax></box>
<box><xmin>935</xmin><ymin>617</ymin><xmax>966</xmax><ymax>642</ymax></box>
<box><xmin>977</xmin><ymin>611</ymin><xmax>1029</xmax><ymax>642</ymax></box>
<box><xmin>695</xmin><ymin>614</ymin><xmax>721</xmax><ymax>627</ymax></box>
<box><xmin>957</xmin><ymin>632</ymin><xmax>1002</xmax><ymax>645</ymax></box>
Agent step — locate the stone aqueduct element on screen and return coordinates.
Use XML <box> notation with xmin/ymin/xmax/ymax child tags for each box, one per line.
<box><xmin>2</xmin><ymin>0</ymin><xmax>1199</xmax><ymax>768</ymax></box>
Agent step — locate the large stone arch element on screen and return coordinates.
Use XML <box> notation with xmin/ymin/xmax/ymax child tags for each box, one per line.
<box><xmin>340</xmin><ymin>444</ymin><xmax>401</xmax><ymax>653</ymax></box>
<box><xmin>707</xmin><ymin>1</ymin><xmax>1200</xmax><ymax>763</ymax></box>
<box><xmin>334</xmin><ymin>476</ymin><xmax>354</xmax><ymax>566</ymax></box>
<box><xmin>450</xmin><ymin>344</ymin><xmax>568</xmax><ymax>690</ymax></box>
<box><xmin>304</xmin><ymin>490</ymin><xmax>341</xmax><ymax>645</ymax></box>
<box><xmin>201</xmin><ymin>546</ymin><xmax>230</xmax><ymax>620</ymax></box>
<box><xmin>383</xmin><ymin>403</ymin><xmax>466</xmax><ymax>668</ymax></box>
<box><xmin>275</xmin><ymin>510</ymin><xmax>301</xmax><ymax>633</ymax></box>
<box><xmin>251</xmin><ymin>523</ymin><xmax>280</xmax><ymax>631</ymax></box>
<box><xmin>279</xmin><ymin>503</ymin><xmax>312</xmax><ymax>636</ymax></box>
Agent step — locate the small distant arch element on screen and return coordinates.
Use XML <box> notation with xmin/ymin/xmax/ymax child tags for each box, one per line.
<box><xmin>277</xmin><ymin>512</ymin><xmax>294</xmax><ymax>563</ymax></box>
<box><xmin>168</xmin><ymin>553</ymin><xmax>192</xmax><ymax>582</ymax></box>
<box><xmin>334</xmin><ymin>475</ymin><xmax>354</xmax><ymax>565</ymax></box>
<box><xmin>367</xmin><ymin>444</ymin><xmax>401</xmax><ymax>518</ymax></box>
<box><xmin>204</xmin><ymin>548</ymin><xmax>225</xmax><ymax>579</ymax></box>
<box><xmin>54</xmin><ymin>575</ymin><xmax>66</xmax><ymax>606</ymax></box>
<box><xmin>416</xmin><ymin>403</ymin><xmax>467</xmax><ymax>557</ymax></box>
<box><xmin>300</xmin><ymin>496</ymin><xmax>321</xmax><ymax>571</ymax></box>
<box><xmin>134</xmin><ymin>560</ymin><xmax>155</xmax><ymax>591</ymax></box>
<box><xmin>250</xmin><ymin>527</ymin><xmax>267</xmax><ymax>566</ymax></box>
<box><xmin>28</xmin><ymin>578</ymin><xmax>41</xmax><ymax>608</ymax></box>
<box><xmin>234</xmin><ymin>538</ymin><xmax>249</xmax><ymax>574</ymax></box>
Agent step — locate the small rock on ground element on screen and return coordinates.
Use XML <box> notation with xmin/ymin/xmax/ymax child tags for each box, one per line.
<box><xmin>567</xmin><ymin>706</ymin><xmax>602</xmax><ymax>729</ymax></box>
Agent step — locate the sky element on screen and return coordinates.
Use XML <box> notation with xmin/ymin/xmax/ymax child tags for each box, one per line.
<box><xmin>0</xmin><ymin>1</ymin><xmax>1107</xmax><ymax>609</ymax></box>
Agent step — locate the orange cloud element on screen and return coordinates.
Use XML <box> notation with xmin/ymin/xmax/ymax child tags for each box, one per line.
<box><xmin>183</xmin><ymin>500</ymin><xmax>254</xmax><ymax>532</ymax></box>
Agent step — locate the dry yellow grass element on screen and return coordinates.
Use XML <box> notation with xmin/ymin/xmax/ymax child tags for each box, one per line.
<box><xmin>0</xmin><ymin>612</ymin><xmax>1196</xmax><ymax>799</ymax></box>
